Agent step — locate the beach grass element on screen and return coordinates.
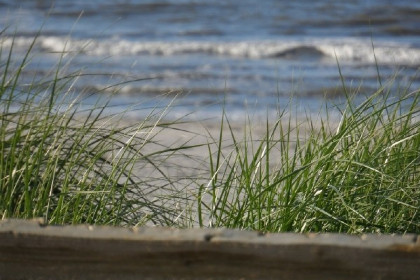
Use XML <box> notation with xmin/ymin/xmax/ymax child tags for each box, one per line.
<box><xmin>1</xmin><ymin>32</ymin><xmax>419</xmax><ymax>233</ymax></box>
<box><xmin>199</xmin><ymin>86</ymin><xmax>419</xmax><ymax>233</ymax></box>
<box><xmin>0</xmin><ymin>33</ymin><xmax>201</xmax><ymax>226</ymax></box>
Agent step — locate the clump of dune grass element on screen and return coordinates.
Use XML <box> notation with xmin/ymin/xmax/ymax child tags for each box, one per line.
<box><xmin>0</xmin><ymin>33</ymin><xmax>200</xmax><ymax>226</ymax></box>
<box><xmin>2</xmin><ymin>30</ymin><xmax>419</xmax><ymax>234</ymax></box>
<box><xmin>198</xmin><ymin>84</ymin><xmax>420</xmax><ymax>234</ymax></box>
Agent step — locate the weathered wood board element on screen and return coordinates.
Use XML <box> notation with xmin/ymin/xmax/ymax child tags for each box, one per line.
<box><xmin>0</xmin><ymin>219</ymin><xmax>419</xmax><ymax>280</ymax></box>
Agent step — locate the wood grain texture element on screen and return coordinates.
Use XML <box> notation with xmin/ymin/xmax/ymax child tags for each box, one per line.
<box><xmin>0</xmin><ymin>219</ymin><xmax>419</xmax><ymax>280</ymax></box>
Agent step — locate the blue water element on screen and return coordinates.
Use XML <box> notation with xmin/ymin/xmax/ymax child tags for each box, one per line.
<box><xmin>1</xmin><ymin>0</ymin><xmax>419</xmax><ymax>120</ymax></box>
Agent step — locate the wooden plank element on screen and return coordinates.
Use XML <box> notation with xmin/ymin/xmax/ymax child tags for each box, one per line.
<box><xmin>0</xmin><ymin>219</ymin><xmax>419</xmax><ymax>280</ymax></box>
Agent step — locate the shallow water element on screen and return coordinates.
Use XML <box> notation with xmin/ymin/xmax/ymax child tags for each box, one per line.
<box><xmin>1</xmin><ymin>0</ymin><xmax>419</xmax><ymax>120</ymax></box>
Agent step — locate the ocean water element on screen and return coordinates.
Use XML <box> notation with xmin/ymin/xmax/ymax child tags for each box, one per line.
<box><xmin>1</xmin><ymin>0</ymin><xmax>419</xmax><ymax>120</ymax></box>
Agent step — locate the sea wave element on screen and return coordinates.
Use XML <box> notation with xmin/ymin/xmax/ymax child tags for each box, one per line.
<box><xmin>4</xmin><ymin>36</ymin><xmax>420</xmax><ymax>65</ymax></box>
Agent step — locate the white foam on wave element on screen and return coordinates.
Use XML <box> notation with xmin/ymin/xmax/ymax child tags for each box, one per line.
<box><xmin>4</xmin><ymin>36</ymin><xmax>420</xmax><ymax>65</ymax></box>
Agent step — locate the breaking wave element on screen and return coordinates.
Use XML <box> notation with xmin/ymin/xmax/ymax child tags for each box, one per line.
<box><xmin>4</xmin><ymin>35</ymin><xmax>420</xmax><ymax>65</ymax></box>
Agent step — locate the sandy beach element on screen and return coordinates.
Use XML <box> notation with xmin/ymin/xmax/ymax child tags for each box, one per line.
<box><xmin>127</xmin><ymin>114</ymin><xmax>332</xmax><ymax>188</ymax></box>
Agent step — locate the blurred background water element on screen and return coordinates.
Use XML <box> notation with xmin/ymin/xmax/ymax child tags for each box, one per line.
<box><xmin>1</xmin><ymin>0</ymin><xmax>419</xmax><ymax>120</ymax></box>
